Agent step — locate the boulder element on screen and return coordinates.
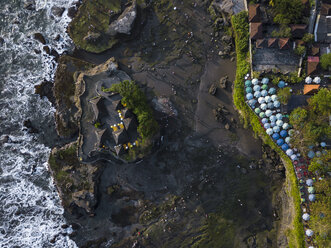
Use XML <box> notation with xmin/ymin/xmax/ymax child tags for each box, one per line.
<box><xmin>23</xmin><ymin>0</ymin><xmax>35</xmax><ymax>11</ymax></box>
<box><xmin>0</xmin><ymin>37</ymin><xmax>4</xmax><ymax>46</ymax></box>
<box><xmin>72</xmin><ymin>191</ymin><xmax>97</xmax><ymax>214</ymax></box>
<box><xmin>23</xmin><ymin>119</ymin><xmax>39</xmax><ymax>133</ymax></box>
<box><xmin>34</xmin><ymin>33</ymin><xmax>46</xmax><ymax>44</ymax></box>
<box><xmin>218</xmin><ymin>50</ymin><xmax>228</xmax><ymax>58</ymax></box>
<box><xmin>209</xmin><ymin>83</ymin><xmax>217</xmax><ymax>95</ymax></box>
<box><xmin>51</xmin><ymin>6</ymin><xmax>65</xmax><ymax>17</ymax></box>
<box><xmin>224</xmin><ymin>123</ymin><xmax>230</xmax><ymax>130</ymax></box>
<box><xmin>107</xmin><ymin>1</ymin><xmax>137</xmax><ymax>36</ymax></box>
<box><xmin>34</xmin><ymin>80</ymin><xmax>55</xmax><ymax>105</ymax></box>
<box><xmin>219</xmin><ymin>76</ymin><xmax>228</xmax><ymax>89</ymax></box>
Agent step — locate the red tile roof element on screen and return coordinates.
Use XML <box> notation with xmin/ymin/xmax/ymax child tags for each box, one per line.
<box><xmin>307</xmin><ymin>61</ymin><xmax>319</xmax><ymax>75</ymax></box>
<box><xmin>249</xmin><ymin>4</ymin><xmax>261</xmax><ymax>23</ymax></box>
<box><xmin>256</xmin><ymin>39</ymin><xmax>267</xmax><ymax>48</ymax></box>
<box><xmin>290</xmin><ymin>24</ymin><xmax>307</xmax><ymax>38</ymax></box>
<box><xmin>268</xmin><ymin>38</ymin><xmax>278</xmax><ymax>48</ymax></box>
<box><xmin>250</xmin><ymin>22</ymin><xmax>263</xmax><ymax>40</ymax></box>
<box><xmin>278</xmin><ymin>38</ymin><xmax>291</xmax><ymax>50</ymax></box>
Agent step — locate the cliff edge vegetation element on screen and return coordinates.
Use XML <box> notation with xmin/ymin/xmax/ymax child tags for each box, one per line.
<box><xmin>231</xmin><ymin>11</ymin><xmax>304</xmax><ymax>248</ymax></box>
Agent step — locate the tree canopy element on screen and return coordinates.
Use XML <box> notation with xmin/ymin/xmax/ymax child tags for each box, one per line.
<box><xmin>289</xmin><ymin>89</ymin><xmax>331</xmax><ymax>152</ymax></box>
<box><xmin>110</xmin><ymin>80</ymin><xmax>159</xmax><ymax>140</ymax></box>
<box><xmin>271</xmin><ymin>0</ymin><xmax>304</xmax><ymax>24</ymax></box>
<box><xmin>320</xmin><ymin>53</ymin><xmax>331</xmax><ymax>70</ymax></box>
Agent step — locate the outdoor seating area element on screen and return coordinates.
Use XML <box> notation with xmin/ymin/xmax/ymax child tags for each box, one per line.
<box><xmin>244</xmin><ymin>75</ymin><xmax>329</xmax><ymax>246</ymax></box>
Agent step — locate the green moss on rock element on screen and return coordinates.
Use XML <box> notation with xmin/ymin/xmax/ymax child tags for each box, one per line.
<box><xmin>48</xmin><ymin>142</ymin><xmax>98</xmax><ymax>213</ymax></box>
<box><xmin>68</xmin><ymin>0</ymin><xmax>122</xmax><ymax>53</ymax></box>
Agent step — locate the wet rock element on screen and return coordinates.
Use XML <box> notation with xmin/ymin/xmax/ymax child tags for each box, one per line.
<box><xmin>34</xmin><ymin>33</ymin><xmax>46</xmax><ymax>44</ymax></box>
<box><xmin>51</xmin><ymin>6</ymin><xmax>65</xmax><ymax>17</ymax></box>
<box><xmin>34</xmin><ymin>80</ymin><xmax>56</xmax><ymax>105</ymax></box>
<box><xmin>208</xmin><ymin>83</ymin><xmax>217</xmax><ymax>95</ymax></box>
<box><xmin>50</xmin><ymin>49</ymin><xmax>59</xmax><ymax>61</ymax></box>
<box><xmin>107</xmin><ymin>1</ymin><xmax>137</xmax><ymax>36</ymax></box>
<box><xmin>50</xmin><ymin>237</ymin><xmax>56</xmax><ymax>244</ymax></box>
<box><xmin>0</xmin><ymin>135</ymin><xmax>9</xmax><ymax>146</ymax></box>
<box><xmin>224</xmin><ymin>123</ymin><xmax>230</xmax><ymax>130</ymax></box>
<box><xmin>23</xmin><ymin>119</ymin><xmax>39</xmax><ymax>133</ymax></box>
<box><xmin>219</xmin><ymin>76</ymin><xmax>228</xmax><ymax>89</ymax></box>
<box><xmin>43</xmin><ymin>46</ymin><xmax>50</xmax><ymax>54</ymax></box>
<box><xmin>67</xmin><ymin>2</ymin><xmax>80</xmax><ymax>19</ymax></box>
<box><xmin>61</xmin><ymin>224</ymin><xmax>69</xmax><ymax>229</ymax></box>
<box><xmin>55</xmin><ymin>34</ymin><xmax>61</xmax><ymax>42</ymax></box>
<box><xmin>24</xmin><ymin>0</ymin><xmax>35</xmax><ymax>11</ymax></box>
<box><xmin>0</xmin><ymin>37</ymin><xmax>4</xmax><ymax>46</ymax></box>
<box><xmin>83</xmin><ymin>31</ymin><xmax>101</xmax><ymax>43</ymax></box>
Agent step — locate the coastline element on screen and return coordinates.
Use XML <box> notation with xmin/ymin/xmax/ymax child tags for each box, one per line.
<box><xmin>43</xmin><ymin>1</ymin><xmax>295</xmax><ymax>247</ymax></box>
<box><xmin>231</xmin><ymin>11</ymin><xmax>305</xmax><ymax>248</ymax></box>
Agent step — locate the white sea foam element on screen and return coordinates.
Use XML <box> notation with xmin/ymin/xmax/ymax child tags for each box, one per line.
<box><xmin>0</xmin><ymin>1</ymin><xmax>78</xmax><ymax>247</ymax></box>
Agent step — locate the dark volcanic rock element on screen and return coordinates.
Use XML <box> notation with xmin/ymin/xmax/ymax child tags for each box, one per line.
<box><xmin>67</xmin><ymin>2</ymin><xmax>81</xmax><ymax>19</ymax></box>
<box><xmin>0</xmin><ymin>37</ymin><xmax>4</xmax><ymax>46</ymax></box>
<box><xmin>51</xmin><ymin>6</ymin><xmax>65</xmax><ymax>17</ymax></box>
<box><xmin>208</xmin><ymin>83</ymin><xmax>217</xmax><ymax>95</ymax></box>
<box><xmin>34</xmin><ymin>33</ymin><xmax>46</xmax><ymax>44</ymax></box>
<box><xmin>23</xmin><ymin>119</ymin><xmax>39</xmax><ymax>133</ymax></box>
<box><xmin>34</xmin><ymin>80</ymin><xmax>55</xmax><ymax>105</ymax></box>
<box><xmin>53</xmin><ymin>55</ymin><xmax>94</xmax><ymax>138</ymax></box>
<box><xmin>219</xmin><ymin>76</ymin><xmax>228</xmax><ymax>89</ymax></box>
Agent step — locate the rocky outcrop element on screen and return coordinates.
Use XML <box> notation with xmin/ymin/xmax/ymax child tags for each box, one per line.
<box><xmin>53</xmin><ymin>55</ymin><xmax>94</xmax><ymax>138</ymax></box>
<box><xmin>34</xmin><ymin>80</ymin><xmax>55</xmax><ymax>105</ymax></box>
<box><xmin>48</xmin><ymin>142</ymin><xmax>101</xmax><ymax>215</ymax></box>
<box><xmin>107</xmin><ymin>1</ymin><xmax>137</xmax><ymax>36</ymax></box>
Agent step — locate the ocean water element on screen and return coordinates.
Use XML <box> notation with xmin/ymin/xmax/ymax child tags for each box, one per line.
<box><xmin>0</xmin><ymin>1</ymin><xmax>77</xmax><ymax>247</ymax></box>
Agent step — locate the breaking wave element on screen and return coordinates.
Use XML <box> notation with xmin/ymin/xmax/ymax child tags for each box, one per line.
<box><xmin>0</xmin><ymin>0</ymin><xmax>77</xmax><ymax>247</ymax></box>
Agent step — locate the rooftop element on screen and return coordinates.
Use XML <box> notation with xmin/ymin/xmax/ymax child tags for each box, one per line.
<box><xmin>304</xmin><ymin>84</ymin><xmax>320</xmax><ymax>95</ymax></box>
<box><xmin>249</xmin><ymin>4</ymin><xmax>261</xmax><ymax>23</ymax></box>
<box><xmin>250</xmin><ymin>22</ymin><xmax>263</xmax><ymax>40</ymax></box>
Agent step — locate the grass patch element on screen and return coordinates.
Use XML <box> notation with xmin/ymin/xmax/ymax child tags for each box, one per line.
<box><xmin>232</xmin><ymin>11</ymin><xmax>304</xmax><ymax>248</ymax></box>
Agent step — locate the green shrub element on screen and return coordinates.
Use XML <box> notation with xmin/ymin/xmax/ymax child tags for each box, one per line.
<box><xmin>294</xmin><ymin>45</ymin><xmax>306</xmax><ymax>56</ymax></box>
<box><xmin>320</xmin><ymin>53</ymin><xmax>331</xmax><ymax>70</ymax></box>
<box><xmin>271</xmin><ymin>25</ymin><xmax>292</xmax><ymax>38</ymax></box>
<box><xmin>302</xmin><ymin>33</ymin><xmax>314</xmax><ymax>44</ymax></box>
<box><xmin>277</xmin><ymin>87</ymin><xmax>291</xmax><ymax>104</ymax></box>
